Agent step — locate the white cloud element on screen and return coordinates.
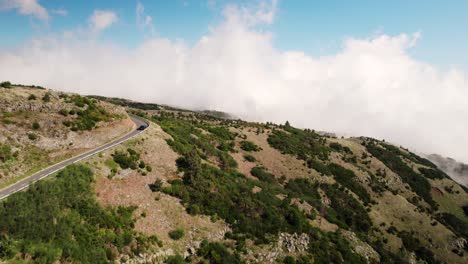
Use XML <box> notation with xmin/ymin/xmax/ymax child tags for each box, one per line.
<box><xmin>51</xmin><ymin>8</ymin><xmax>67</xmax><ymax>16</ymax></box>
<box><xmin>136</xmin><ymin>2</ymin><xmax>155</xmax><ymax>34</ymax></box>
<box><xmin>0</xmin><ymin>0</ymin><xmax>49</xmax><ymax>21</ymax></box>
<box><xmin>89</xmin><ymin>10</ymin><xmax>118</xmax><ymax>33</ymax></box>
<box><xmin>1</xmin><ymin>0</ymin><xmax>468</xmax><ymax>163</ymax></box>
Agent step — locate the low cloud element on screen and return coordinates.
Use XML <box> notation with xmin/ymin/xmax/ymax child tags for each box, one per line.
<box><xmin>89</xmin><ymin>10</ymin><xmax>118</xmax><ymax>33</ymax></box>
<box><xmin>1</xmin><ymin>1</ymin><xmax>467</xmax><ymax>163</ymax></box>
<box><xmin>0</xmin><ymin>0</ymin><xmax>49</xmax><ymax>21</ymax></box>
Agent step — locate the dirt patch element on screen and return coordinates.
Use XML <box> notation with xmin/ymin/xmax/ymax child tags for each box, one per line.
<box><xmin>431</xmin><ymin>187</ymin><xmax>444</xmax><ymax>197</ymax></box>
<box><xmin>232</xmin><ymin>127</ymin><xmax>321</xmax><ymax>181</ymax></box>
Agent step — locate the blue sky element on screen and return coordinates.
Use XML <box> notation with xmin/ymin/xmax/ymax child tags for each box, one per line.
<box><xmin>1</xmin><ymin>0</ymin><xmax>467</xmax><ymax>70</ymax></box>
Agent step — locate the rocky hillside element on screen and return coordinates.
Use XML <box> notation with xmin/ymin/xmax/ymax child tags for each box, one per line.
<box><xmin>0</xmin><ymin>89</ymin><xmax>467</xmax><ymax>264</ymax></box>
<box><xmin>0</xmin><ymin>84</ymin><xmax>134</xmax><ymax>188</ymax></box>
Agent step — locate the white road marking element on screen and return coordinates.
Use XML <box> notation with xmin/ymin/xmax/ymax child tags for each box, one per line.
<box><xmin>0</xmin><ymin>117</ymin><xmax>147</xmax><ymax>200</ymax></box>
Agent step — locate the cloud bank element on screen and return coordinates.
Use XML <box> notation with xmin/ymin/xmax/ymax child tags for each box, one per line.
<box><xmin>1</xmin><ymin>1</ymin><xmax>467</xmax><ymax>162</ymax></box>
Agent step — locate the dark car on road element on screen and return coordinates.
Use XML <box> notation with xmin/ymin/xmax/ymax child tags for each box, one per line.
<box><xmin>137</xmin><ymin>125</ymin><xmax>147</xmax><ymax>130</ymax></box>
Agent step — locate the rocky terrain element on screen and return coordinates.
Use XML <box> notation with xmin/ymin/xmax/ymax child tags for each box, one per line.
<box><xmin>0</xmin><ymin>87</ymin><xmax>467</xmax><ymax>263</ymax></box>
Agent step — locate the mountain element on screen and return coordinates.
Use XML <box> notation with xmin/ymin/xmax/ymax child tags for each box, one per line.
<box><xmin>426</xmin><ymin>154</ymin><xmax>468</xmax><ymax>188</ymax></box>
<box><xmin>0</xmin><ymin>84</ymin><xmax>467</xmax><ymax>264</ymax></box>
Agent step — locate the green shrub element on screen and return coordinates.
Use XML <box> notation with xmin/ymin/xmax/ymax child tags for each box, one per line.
<box><xmin>27</xmin><ymin>132</ymin><xmax>38</xmax><ymax>140</ymax></box>
<box><xmin>435</xmin><ymin>212</ymin><xmax>468</xmax><ymax>238</ymax></box>
<box><xmin>149</xmin><ymin>179</ymin><xmax>163</xmax><ymax>192</ymax></box>
<box><xmin>285</xmin><ymin>178</ymin><xmax>321</xmax><ymax>209</ymax></box>
<box><xmin>322</xmin><ymin>184</ymin><xmax>372</xmax><ymax>234</ymax></box>
<box><xmin>32</xmin><ymin>121</ymin><xmax>40</xmax><ymax>130</ymax></box>
<box><xmin>0</xmin><ymin>144</ymin><xmax>13</xmax><ymax>162</ymax></box>
<box><xmin>267</xmin><ymin>126</ymin><xmax>329</xmax><ymax>161</ymax></box>
<box><xmin>418</xmin><ymin>168</ymin><xmax>447</xmax><ymax>180</ymax></box>
<box><xmin>59</xmin><ymin>109</ymin><xmax>69</xmax><ymax>116</ymax></box>
<box><xmin>240</xmin><ymin>140</ymin><xmax>261</xmax><ymax>152</ymax></box>
<box><xmin>42</xmin><ymin>93</ymin><xmax>51</xmax><ymax>102</ymax></box>
<box><xmin>250</xmin><ymin>166</ymin><xmax>276</xmax><ymax>183</ymax></box>
<box><xmin>28</xmin><ymin>94</ymin><xmax>36</xmax><ymax>100</ymax></box>
<box><xmin>0</xmin><ymin>81</ymin><xmax>11</xmax><ymax>88</ymax></box>
<box><xmin>243</xmin><ymin>154</ymin><xmax>256</xmax><ymax>162</ymax></box>
<box><xmin>327</xmin><ymin>163</ymin><xmax>371</xmax><ymax>204</ymax></box>
<box><xmin>307</xmin><ymin>159</ymin><xmax>331</xmax><ymax>175</ymax></box>
<box><xmin>146</xmin><ymin>165</ymin><xmax>153</xmax><ymax>172</ymax></box>
<box><xmin>197</xmin><ymin>240</ymin><xmax>242</xmax><ymax>264</ymax></box>
<box><xmin>113</xmin><ymin>148</ymin><xmax>140</xmax><ymax>170</ymax></box>
<box><xmin>165</xmin><ymin>254</ymin><xmax>185</xmax><ymax>264</ymax></box>
<box><xmin>168</xmin><ymin>229</ymin><xmax>185</xmax><ymax>240</ymax></box>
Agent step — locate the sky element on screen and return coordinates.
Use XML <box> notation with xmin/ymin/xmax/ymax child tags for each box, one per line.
<box><xmin>0</xmin><ymin>0</ymin><xmax>468</xmax><ymax>163</ymax></box>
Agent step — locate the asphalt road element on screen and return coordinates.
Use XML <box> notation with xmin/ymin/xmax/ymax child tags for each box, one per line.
<box><xmin>0</xmin><ymin>115</ymin><xmax>148</xmax><ymax>200</ymax></box>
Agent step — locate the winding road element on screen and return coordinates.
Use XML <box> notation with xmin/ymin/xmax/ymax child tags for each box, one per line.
<box><xmin>0</xmin><ymin>115</ymin><xmax>148</xmax><ymax>200</ymax></box>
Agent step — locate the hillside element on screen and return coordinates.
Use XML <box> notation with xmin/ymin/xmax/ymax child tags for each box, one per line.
<box><xmin>0</xmin><ymin>85</ymin><xmax>134</xmax><ymax>188</ymax></box>
<box><xmin>0</xmin><ymin>87</ymin><xmax>467</xmax><ymax>263</ymax></box>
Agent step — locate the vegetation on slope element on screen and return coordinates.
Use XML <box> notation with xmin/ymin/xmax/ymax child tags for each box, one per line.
<box><xmin>151</xmin><ymin>113</ymin><xmax>369</xmax><ymax>262</ymax></box>
<box><xmin>0</xmin><ymin>165</ymin><xmax>155</xmax><ymax>263</ymax></box>
<box><xmin>364</xmin><ymin>140</ymin><xmax>437</xmax><ymax>209</ymax></box>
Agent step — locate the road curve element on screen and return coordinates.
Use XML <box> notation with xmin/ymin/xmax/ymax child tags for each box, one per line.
<box><xmin>0</xmin><ymin>115</ymin><xmax>148</xmax><ymax>200</ymax></box>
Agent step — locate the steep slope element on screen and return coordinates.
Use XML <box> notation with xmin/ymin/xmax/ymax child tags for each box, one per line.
<box><xmin>0</xmin><ymin>89</ymin><xmax>467</xmax><ymax>263</ymax></box>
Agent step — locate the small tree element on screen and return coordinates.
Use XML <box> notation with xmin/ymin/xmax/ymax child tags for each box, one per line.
<box><xmin>149</xmin><ymin>179</ymin><xmax>163</xmax><ymax>192</ymax></box>
<box><xmin>42</xmin><ymin>93</ymin><xmax>51</xmax><ymax>102</ymax></box>
<box><xmin>28</xmin><ymin>94</ymin><xmax>37</xmax><ymax>100</ymax></box>
<box><xmin>168</xmin><ymin>229</ymin><xmax>184</xmax><ymax>240</ymax></box>
<box><xmin>28</xmin><ymin>133</ymin><xmax>38</xmax><ymax>140</ymax></box>
<box><xmin>32</xmin><ymin>121</ymin><xmax>40</xmax><ymax>130</ymax></box>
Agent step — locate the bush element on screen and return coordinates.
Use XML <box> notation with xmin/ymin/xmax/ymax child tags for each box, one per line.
<box><xmin>168</xmin><ymin>229</ymin><xmax>185</xmax><ymax>240</ymax></box>
<box><xmin>267</xmin><ymin>126</ymin><xmax>329</xmax><ymax>161</ymax></box>
<box><xmin>165</xmin><ymin>254</ymin><xmax>185</xmax><ymax>264</ymax></box>
<box><xmin>0</xmin><ymin>144</ymin><xmax>13</xmax><ymax>162</ymax></box>
<box><xmin>250</xmin><ymin>166</ymin><xmax>276</xmax><ymax>183</ymax></box>
<box><xmin>59</xmin><ymin>109</ymin><xmax>69</xmax><ymax>116</ymax></box>
<box><xmin>418</xmin><ymin>168</ymin><xmax>447</xmax><ymax>179</ymax></box>
<box><xmin>146</xmin><ymin>165</ymin><xmax>153</xmax><ymax>172</ymax></box>
<box><xmin>435</xmin><ymin>213</ymin><xmax>468</xmax><ymax>238</ymax></box>
<box><xmin>113</xmin><ymin>148</ymin><xmax>140</xmax><ymax>170</ymax></box>
<box><xmin>197</xmin><ymin>240</ymin><xmax>241</xmax><ymax>264</ymax></box>
<box><xmin>27</xmin><ymin>132</ymin><xmax>38</xmax><ymax>141</ymax></box>
<box><xmin>28</xmin><ymin>94</ymin><xmax>36</xmax><ymax>100</ymax></box>
<box><xmin>32</xmin><ymin>121</ymin><xmax>40</xmax><ymax>130</ymax></box>
<box><xmin>0</xmin><ymin>81</ymin><xmax>11</xmax><ymax>88</ymax></box>
<box><xmin>240</xmin><ymin>140</ymin><xmax>261</xmax><ymax>152</ymax></box>
<box><xmin>149</xmin><ymin>179</ymin><xmax>163</xmax><ymax>192</ymax></box>
<box><xmin>42</xmin><ymin>93</ymin><xmax>51</xmax><ymax>102</ymax></box>
<box><xmin>243</xmin><ymin>154</ymin><xmax>256</xmax><ymax>162</ymax></box>
<box><xmin>327</xmin><ymin>163</ymin><xmax>371</xmax><ymax>204</ymax></box>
